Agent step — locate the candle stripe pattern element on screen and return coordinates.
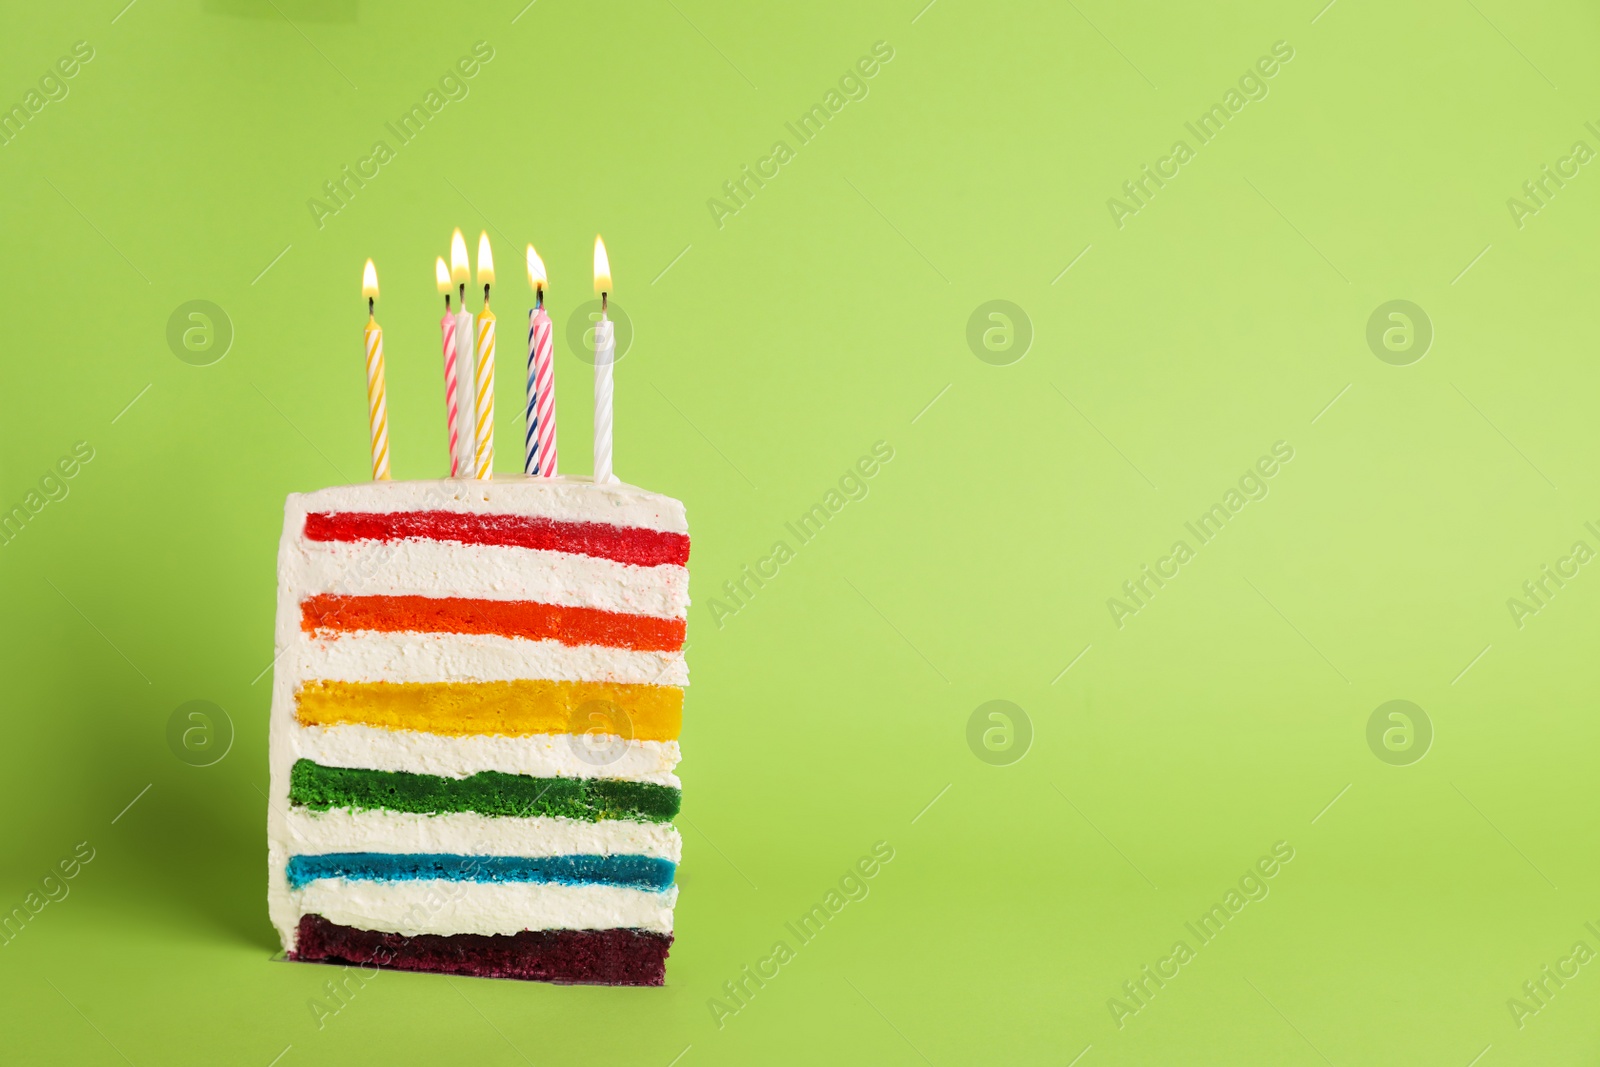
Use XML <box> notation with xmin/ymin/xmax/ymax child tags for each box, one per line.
<box><xmin>269</xmin><ymin>479</ymin><xmax>689</xmax><ymax>984</ymax></box>
<box><xmin>530</xmin><ymin>307</ymin><xmax>557</xmax><ymax>476</ymax></box>
<box><xmin>363</xmin><ymin>322</ymin><xmax>391</xmax><ymax>481</ymax></box>
<box><xmin>475</xmin><ymin>310</ymin><xmax>496</xmax><ymax>480</ymax></box>
<box><xmin>441</xmin><ymin>314</ymin><xmax>461</xmax><ymax>478</ymax></box>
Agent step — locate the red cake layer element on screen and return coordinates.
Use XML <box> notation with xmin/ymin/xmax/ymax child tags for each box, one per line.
<box><xmin>300</xmin><ymin>593</ymin><xmax>686</xmax><ymax>651</ymax></box>
<box><xmin>292</xmin><ymin>914</ymin><xmax>672</xmax><ymax>985</ymax></box>
<box><xmin>304</xmin><ymin>510</ymin><xmax>690</xmax><ymax>568</ymax></box>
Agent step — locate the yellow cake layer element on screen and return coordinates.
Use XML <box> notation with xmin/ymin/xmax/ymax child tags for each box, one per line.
<box><xmin>295</xmin><ymin>679</ymin><xmax>683</xmax><ymax>741</ymax></box>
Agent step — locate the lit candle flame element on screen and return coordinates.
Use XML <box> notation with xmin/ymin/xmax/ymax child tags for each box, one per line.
<box><xmin>476</xmin><ymin>231</ymin><xmax>495</xmax><ymax>286</ymax></box>
<box><xmin>593</xmin><ymin>235</ymin><xmax>611</xmax><ymax>294</ymax></box>
<box><xmin>362</xmin><ymin>259</ymin><xmax>379</xmax><ymax>300</ymax></box>
<box><xmin>526</xmin><ymin>245</ymin><xmax>546</xmax><ymax>290</ymax></box>
<box><xmin>435</xmin><ymin>257</ymin><xmax>451</xmax><ymax>294</ymax></box>
<box><xmin>450</xmin><ymin>228</ymin><xmax>470</xmax><ymax>285</ymax></box>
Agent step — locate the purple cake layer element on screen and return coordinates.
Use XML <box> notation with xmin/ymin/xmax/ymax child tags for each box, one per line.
<box><xmin>292</xmin><ymin>913</ymin><xmax>672</xmax><ymax>985</ymax></box>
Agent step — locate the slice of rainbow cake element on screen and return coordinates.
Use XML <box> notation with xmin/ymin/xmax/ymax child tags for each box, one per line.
<box><xmin>267</xmin><ymin>477</ymin><xmax>687</xmax><ymax>985</ymax></box>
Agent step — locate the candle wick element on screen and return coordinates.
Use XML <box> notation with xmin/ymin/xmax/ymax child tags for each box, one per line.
<box><xmin>601</xmin><ymin>291</ymin><xmax>608</xmax><ymax>313</ymax></box>
<box><xmin>445</xmin><ymin>293</ymin><xmax>451</xmax><ymax>312</ymax></box>
<box><xmin>536</xmin><ymin>286</ymin><xmax>543</xmax><ymax>309</ymax></box>
<box><xmin>368</xmin><ymin>297</ymin><xmax>374</xmax><ymax>316</ymax></box>
<box><xmin>484</xmin><ymin>283</ymin><xmax>491</xmax><ymax>307</ymax></box>
<box><xmin>459</xmin><ymin>282</ymin><xmax>466</xmax><ymax>305</ymax></box>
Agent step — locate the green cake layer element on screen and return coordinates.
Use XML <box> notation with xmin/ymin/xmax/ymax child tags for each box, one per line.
<box><xmin>288</xmin><ymin>760</ymin><xmax>680</xmax><ymax>823</ymax></box>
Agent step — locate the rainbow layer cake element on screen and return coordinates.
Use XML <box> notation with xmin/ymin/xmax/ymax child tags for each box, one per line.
<box><xmin>266</xmin><ymin>477</ymin><xmax>688</xmax><ymax>985</ymax></box>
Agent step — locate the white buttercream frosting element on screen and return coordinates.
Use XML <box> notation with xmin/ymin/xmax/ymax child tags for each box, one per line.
<box><xmin>294</xmin><ymin>722</ymin><xmax>680</xmax><ymax>784</ymax></box>
<box><xmin>287</xmin><ymin>475</ymin><xmax>686</xmax><ymax>532</ymax></box>
<box><xmin>283</xmin><ymin>808</ymin><xmax>682</xmax><ymax>862</ymax></box>
<box><xmin>286</xmin><ymin>537</ymin><xmax>689</xmax><ymax>619</ymax></box>
<box><xmin>289</xmin><ymin>630</ymin><xmax>688</xmax><ymax>688</ymax></box>
<box><xmin>293</xmin><ymin>880</ymin><xmax>677</xmax><ymax>937</ymax></box>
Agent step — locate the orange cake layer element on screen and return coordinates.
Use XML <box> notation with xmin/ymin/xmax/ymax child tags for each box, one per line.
<box><xmin>295</xmin><ymin>678</ymin><xmax>683</xmax><ymax>741</ymax></box>
<box><xmin>300</xmin><ymin>593</ymin><xmax>686</xmax><ymax>652</ymax></box>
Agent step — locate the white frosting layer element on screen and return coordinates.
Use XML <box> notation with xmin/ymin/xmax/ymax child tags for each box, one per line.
<box><xmin>287</xmin><ymin>475</ymin><xmax>687</xmax><ymax>533</ymax></box>
<box><xmin>289</xmin><ymin>630</ymin><xmax>689</xmax><ymax>687</ymax></box>
<box><xmin>286</xmin><ymin>537</ymin><xmax>689</xmax><ymax>619</ymax></box>
<box><xmin>293</xmin><ymin>880</ymin><xmax>677</xmax><ymax>937</ymax></box>
<box><xmin>294</xmin><ymin>722</ymin><xmax>680</xmax><ymax>785</ymax></box>
<box><xmin>283</xmin><ymin>808</ymin><xmax>682</xmax><ymax>862</ymax></box>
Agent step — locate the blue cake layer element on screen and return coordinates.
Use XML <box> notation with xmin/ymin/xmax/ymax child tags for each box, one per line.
<box><xmin>285</xmin><ymin>852</ymin><xmax>675</xmax><ymax>891</ymax></box>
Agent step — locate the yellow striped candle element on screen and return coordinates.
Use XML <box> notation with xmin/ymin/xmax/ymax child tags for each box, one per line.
<box><xmin>361</xmin><ymin>259</ymin><xmax>391</xmax><ymax>481</ymax></box>
<box><xmin>473</xmin><ymin>232</ymin><xmax>496</xmax><ymax>480</ymax></box>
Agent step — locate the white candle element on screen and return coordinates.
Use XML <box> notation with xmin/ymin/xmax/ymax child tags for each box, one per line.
<box><xmin>592</xmin><ymin>236</ymin><xmax>614</xmax><ymax>484</ymax></box>
<box><xmin>594</xmin><ymin>315</ymin><xmax>614</xmax><ymax>484</ymax></box>
<box><xmin>450</xmin><ymin>228</ymin><xmax>476</xmax><ymax>479</ymax></box>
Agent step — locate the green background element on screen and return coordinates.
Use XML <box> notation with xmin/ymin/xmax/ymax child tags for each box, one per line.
<box><xmin>2</xmin><ymin>0</ymin><xmax>1597</xmax><ymax>1062</ymax></box>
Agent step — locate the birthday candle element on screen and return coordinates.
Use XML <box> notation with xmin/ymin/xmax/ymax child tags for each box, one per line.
<box><xmin>592</xmin><ymin>235</ymin><xmax>614</xmax><ymax>484</ymax></box>
<box><xmin>436</xmin><ymin>257</ymin><xmax>461</xmax><ymax>477</ymax></box>
<box><xmin>526</xmin><ymin>245</ymin><xmax>557</xmax><ymax>477</ymax></box>
<box><xmin>361</xmin><ymin>259</ymin><xmax>391</xmax><ymax>481</ymax></box>
<box><xmin>451</xmin><ymin>229</ymin><xmax>476</xmax><ymax>480</ymax></box>
<box><xmin>474</xmin><ymin>231</ymin><xmax>496</xmax><ymax>480</ymax></box>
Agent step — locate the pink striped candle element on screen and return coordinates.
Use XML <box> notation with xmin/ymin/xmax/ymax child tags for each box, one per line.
<box><xmin>436</xmin><ymin>257</ymin><xmax>461</xmax><ymax>477</ymax></box>
<box><xmin>525</xmin><ymin>245</ymin><xmax>556</xmax><ymax>477</ymax></box>
<box><xmin>529</xmin><ymin>305</ymin><xmax>557</xmax><ymax>476</ymax></box>
<box><xmin>441</xmin><ymin>311</ymin><xmax>460</xmax><ymax>477</ymax></box>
